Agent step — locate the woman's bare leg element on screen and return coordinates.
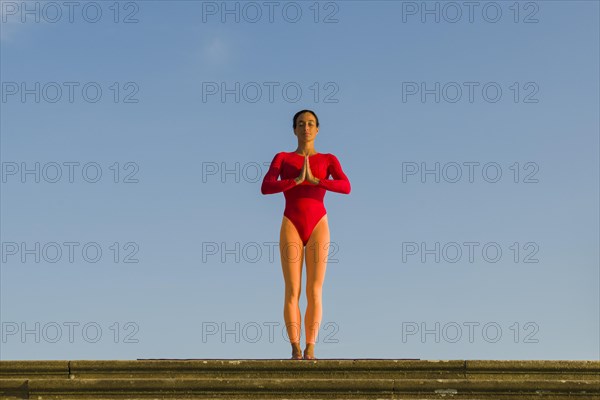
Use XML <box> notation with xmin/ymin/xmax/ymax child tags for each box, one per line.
<box><xmin>303</xmin><ymin>215</ymin><xmax>330</xmax><ymax>358</ymax></box>
<box><xmin>279</xmin><ymin>216</ymin><xmax>304</xmax><ymax>358</ymax></box>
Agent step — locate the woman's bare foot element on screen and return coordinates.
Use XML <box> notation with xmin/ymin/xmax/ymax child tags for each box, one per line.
<box><xmin>303</xmin><ymin>343</ymin><xmax>316</xmax><ymax>360</ymax></box>
<box><xmin>291</xmin><ymin>342</ymin><xmax>303</xmax><ymax>360</ymax></box>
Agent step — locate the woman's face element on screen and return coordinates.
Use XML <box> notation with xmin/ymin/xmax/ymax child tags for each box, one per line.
<box><xmin>294</xmin><ymin>112</ymin><xmax>319</xmax><ymax>142</ymax></box>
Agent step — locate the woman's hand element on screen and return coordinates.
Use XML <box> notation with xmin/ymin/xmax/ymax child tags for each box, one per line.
<box><xmin>295</xmin><ymin>158</ymin><xmax>307</xmax><ymax>184</ymax></box>
<box><xmin>304</xmin><ymin>156</ymin><xmax>320</xmax><ymax>185</ymax></box>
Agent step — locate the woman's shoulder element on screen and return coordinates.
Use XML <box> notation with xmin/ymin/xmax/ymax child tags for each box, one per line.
<box><xmin>272</xmin><ymin>151</ymin><xmax>291</xmax><ymax>158</ymax></box>
<box><xmin>324</xmin><ymin>152</ymin><xmax>340</xmax><ymax>160</ymax></box>
<box><xmin>272</xmin><ymin>151</ymin><xmax>339</xmax><ymax>159</ymax></box>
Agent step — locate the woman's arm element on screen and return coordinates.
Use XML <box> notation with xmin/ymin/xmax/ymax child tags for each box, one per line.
<box><xmin>317</xmin><ymin>154</ymin><xmax>351</xmax><ymax>194</ymax></box>
<box><xmin>261</xmin><ymin>153</ymin><xmax>298</xmax><ymax>195</ymax></box>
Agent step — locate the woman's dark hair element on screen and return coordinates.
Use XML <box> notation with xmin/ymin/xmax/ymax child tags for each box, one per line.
<box><xmin>293</xmin><ymin>109</ymin><xmax>319</xmax><ymax>129</ymax></box>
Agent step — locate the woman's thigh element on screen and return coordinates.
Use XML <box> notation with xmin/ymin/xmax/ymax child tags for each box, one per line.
<box><xmin>305</xmin><ymin>215</ymin><xmax>330</xmax><ymax>291</ymax></box>
<box><xmin>279</xmin><ymin>216</ymin><xmax>304</xmax><ymax>295</ymax></box>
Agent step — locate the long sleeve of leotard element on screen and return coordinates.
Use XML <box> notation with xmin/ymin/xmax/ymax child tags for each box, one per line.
<box><xmin>261</xmin><ymin>153</ymin><xmax>297</xmax><ymax>195</ymax></box>
<box><xmin>317</xmin><ymin>154</ymin><xmax>351</xmax><ymax>194</ymax></box>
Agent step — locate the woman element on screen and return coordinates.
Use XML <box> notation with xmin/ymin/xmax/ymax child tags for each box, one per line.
<box><xmin>261</xmin><ymin>110</ymin><xmax>351</xmax><ymax>360</ymax></box>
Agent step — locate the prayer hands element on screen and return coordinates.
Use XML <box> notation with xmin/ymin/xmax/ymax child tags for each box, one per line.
<box><xmin>295</xmin><ymin>155</ymin><xmax>320</xmax><ymax>185</ymax></box>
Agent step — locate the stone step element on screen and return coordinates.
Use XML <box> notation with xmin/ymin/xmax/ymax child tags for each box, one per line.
<box><xmin>1</xmin><ymin>359</ymin><xmax>598</xmax><ymax>400</ymax></box>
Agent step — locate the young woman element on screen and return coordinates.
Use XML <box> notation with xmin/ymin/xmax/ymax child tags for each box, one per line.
<box><xmin>261</xmin><ymin>110</ymin><xmax>351</xmax><ymax>360</ymax></box>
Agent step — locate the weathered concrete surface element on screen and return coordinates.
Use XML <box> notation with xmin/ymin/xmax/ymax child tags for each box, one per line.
<box><xmin>1</xmin><ymin>359</ymin><xmax>598</xmax><ymax>399</ymax></box>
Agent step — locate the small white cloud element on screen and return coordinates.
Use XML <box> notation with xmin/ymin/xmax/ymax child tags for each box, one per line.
<box><xmin>0</xmin><ymin>2</ymin><xmax>19</xmax><ymax>43</ymax></box>
<box><xmin>203</xmin><ymin>36</ymin><xmax>229</xmax><ymax>65</ymax></box>
<box><xmin>0</xmin><ymin>1</ymin><xmax>40</xmax><ymax>44</ymax></box>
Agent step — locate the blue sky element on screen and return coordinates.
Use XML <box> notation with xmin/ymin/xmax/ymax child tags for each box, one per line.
<box><xmin>1</xmin><ymin>0</ymin><xmax>598</xmax><ymax>361</ymax></box>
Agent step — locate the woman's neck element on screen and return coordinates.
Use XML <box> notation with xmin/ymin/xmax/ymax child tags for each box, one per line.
<box><xmin>294</xmin><ymin>146</ymin><xmax>317</xmax><ymax>156</ymax></box>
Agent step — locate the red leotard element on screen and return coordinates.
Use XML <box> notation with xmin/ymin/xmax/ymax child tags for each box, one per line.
<box><xmin>261</xmin><ymin>152</ymin><xmax>351</xmax><ymax>246</ymax></box>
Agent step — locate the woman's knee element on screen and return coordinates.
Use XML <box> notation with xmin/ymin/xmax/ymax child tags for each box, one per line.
<box><xmin>284</xmin><ymin>287</ymin><xmax>302</xmax><ymax>303</ymax></box>
<box><xmin>305</xmin><ymin>285</ymin><xmax>323</xmax><ymax>303</ymax></box>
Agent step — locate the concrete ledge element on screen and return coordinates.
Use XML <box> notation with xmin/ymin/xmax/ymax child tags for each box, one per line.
<box><xmin>1</xmin><ymin>359</ymin><xmax>598</xmax><ymax>400</ymax></box>
<box><xmin>71</xmin><ymin>359</ymin><xmax>465</xmax><ymax>379</ymax></box>
<box><xmin>0</xmin><ymin>360</ymin><xmax>69</xmax><ymax>378</ymax></box>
